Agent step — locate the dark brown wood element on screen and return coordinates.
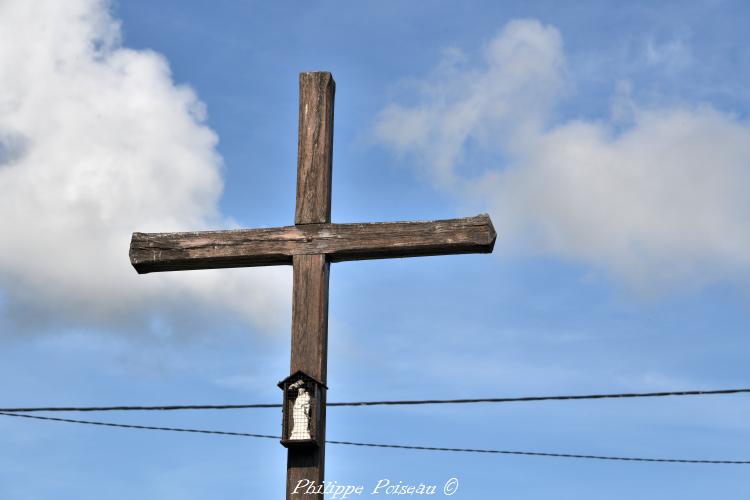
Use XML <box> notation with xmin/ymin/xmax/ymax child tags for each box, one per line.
<box><xmin>130</xmin><ymin>214</ymin><xmax>496</xmax><ymax>273</ymax></box>
<box><xmin>126</xmin><ymin>71</ymin><xmax>497</xmax><ymax>500</ymax></box>
<box><xmin>290</xmin><ymin>254</ymin><xmax>329</xmax><ymax>381</ymax></box>
<box><xmin>286</xmin><ymin>254</ymin><xmax>329</xmax><ymax>498</ymax></box>
<box><xmin>295</xmin><ymin>72</ymin><xmax>334</xmax><ymax>225</ymax></box>
<box><xmin>287</xmin><ymin>72</ymin><xmax>334</xmax><ymax>500</ymax></box>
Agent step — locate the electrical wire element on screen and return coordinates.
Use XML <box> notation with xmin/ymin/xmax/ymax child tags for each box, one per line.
<box><xmin>1</xmin><ymin>411</ymin><xmax>748</xmax><ymax>464</ymax></box>
<box><xmin>0</xmin><ymin>412</ymin><xmax>276</xmax><ymax>439</ymax></box>
<box><xmin>2</xmin><ymin>387</ymin><xmax>749</xmax><ymax>413</ymax></box>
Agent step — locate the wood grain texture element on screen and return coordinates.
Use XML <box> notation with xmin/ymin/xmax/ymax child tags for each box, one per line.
<box><xmin>130</xmin><ymin>214</ymin><xmax>496</xmax><ymax>273</ymax></box>
<box><xmin>287</xmin><ymin>254</ymin><xmax>329</xmax><ymax>499</ymax></box>
<box><xmin>126</xmin><ymin>70</ymin><xmax>499</xmax><ymax>500</ymax></box>
<box><xmin>290</xmin><ymin>254</ymin><xmax>329</xmax><ymax>382</ymax></box>
<box><xmin>295</xmin><ymin>72</ymin><xmax>335</xmax><ymax>225</ymax></box>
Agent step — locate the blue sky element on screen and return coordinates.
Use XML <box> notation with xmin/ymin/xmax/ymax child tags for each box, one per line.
<box><xmin>1</xmin><ymin>0</ymin><xmax>750</xmax><ymax>498</ymax></box>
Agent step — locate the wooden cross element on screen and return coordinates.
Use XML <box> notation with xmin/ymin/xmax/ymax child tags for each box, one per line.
<box><xmin>129</xmin><ymin>72</ymin><xmax>495</xmax><ymax>499</ymax></box>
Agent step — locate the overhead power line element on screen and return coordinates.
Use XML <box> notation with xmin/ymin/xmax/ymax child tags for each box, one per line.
<box><xmin>2</xmin><ymin>387</ymin><xmax>749</xmax><ymax>413</ymax></box>
<box><xmin>1</xmin><ymin>411</ymin><xmax>748</xmax><ymax>465</ymax></box>
<box><xmin>0</xmin><ymin>412</ymin><xmax>277</xmax><ymax>439</ymax></box>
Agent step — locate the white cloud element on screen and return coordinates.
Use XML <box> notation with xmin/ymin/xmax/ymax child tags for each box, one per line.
<box><xmin>644</xmin><ymin>34</ymin><xmax>693</xmax><ymax>71</ymax></box>
<box><xmin>374</xmin><ymin>19</ymin><xmax>750</xmax><ymax>293</ymax></box>
<box><xmin>0</xmin><ymin>0</ymin><xmax>290</xmax><ymax>335</ymax></box>
<box><xmin>374</xmin><ymin>19</ymin><xmax>567</xmax><ymax>186</ymax></box>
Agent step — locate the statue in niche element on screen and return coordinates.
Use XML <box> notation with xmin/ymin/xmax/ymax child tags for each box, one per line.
<box><xmin>289</xmin><ymin>380</ymin><xmax>312</xmax><ymax>440</ymax></box>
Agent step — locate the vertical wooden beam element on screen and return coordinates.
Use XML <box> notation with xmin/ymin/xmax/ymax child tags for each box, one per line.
<box><xmin>286</xmin><ymin>254</ymin><xmax>329</xmax><ymax>498</ymax></box>
<box><xmin>287</xmin><ymin>72</ymin><xmax>334</xmax><ymax>499</ymax></box>
<box><xmin>295</xmin><ymin>72</ymin><xmax>335</xmax><ymax>225</ymax></box>
<box><xmin>290</xmin><ymin>254</ymin><xmax>330</xmax><ymax>380</ymax></box>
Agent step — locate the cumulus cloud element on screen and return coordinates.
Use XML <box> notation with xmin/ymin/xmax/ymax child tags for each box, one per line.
<box><xmin>375</xmin><ymin>20</ymin><xmax>567</xmax><ymax>186</ymax></box>
<box><xmin>0</xmin><ymin>0</ymin><xmax>290</xmax><ymax>335</ymax></box>
<box><xmin>374</xmin><ymin>19</ymin><xmax>750</xmax><ymax>293</ymax></box>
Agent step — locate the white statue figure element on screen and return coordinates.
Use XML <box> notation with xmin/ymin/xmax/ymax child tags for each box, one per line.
<box><xmin>289</xmin><ymin>381</ymin><xmax>312</xmax><ymax>440</ymax></box>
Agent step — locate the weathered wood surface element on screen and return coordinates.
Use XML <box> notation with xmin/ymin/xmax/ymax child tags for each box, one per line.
<box><xmin>286</xmin><ymin>254</ymin><xmax>329</xmax><ymax>497</ymax></box>
<box><xmin>290</xmin><ymin>254</ymin><xmax>330</xmax><ymax>381</ymax></box>
<box><xmin>129</xmin><ymin>214</ymin><xmax>496</xmax><ymax>273</ymax></box>
<box><xmin>295</xmin><ymin>72</ymin><xmax>334</xmax><ymax>225</ymax></box>
<box><xmin>126</xmin><ymin>70</ymin><xmax>498</xmax><ymax>500</ymax></box>
<box><xmin>288</xmin><ymin>73</ymin><xmax>334</xmax><ymax>500</ymax></box>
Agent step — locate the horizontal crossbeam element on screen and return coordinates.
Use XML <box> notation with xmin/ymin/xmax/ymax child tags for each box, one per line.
<box><xmin>130</xmin><ymin>214</ymin><xmax>496</xmax><ymax>274</ymax></box>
